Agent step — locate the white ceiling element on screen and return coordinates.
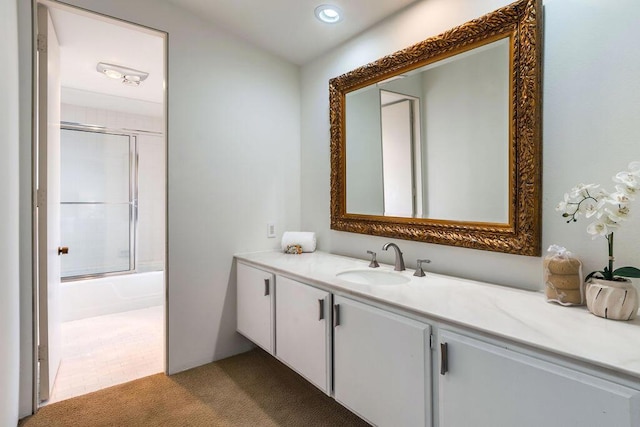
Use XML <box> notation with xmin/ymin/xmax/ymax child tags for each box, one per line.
<box><xmin>47</xmin><ymin>0</ymin><xmax>419</xmax><ymax>114</ymax></box>
<box><xmin>163</xmin><ymin>0</ymin><xmax>419</xmax><ymax>65</ymax></box>
<box><xmin>48</xmin><ymin>5</ymin><xmax>165</xmax><ymax>114</ymax></box>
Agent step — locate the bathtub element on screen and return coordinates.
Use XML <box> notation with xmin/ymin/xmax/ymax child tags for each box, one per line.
<box><xmin>60</xmin><ymin>271</ymin><xmax>164</xmax><ymax>322</ymax></box>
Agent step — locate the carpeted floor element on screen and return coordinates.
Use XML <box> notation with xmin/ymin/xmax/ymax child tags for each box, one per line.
<box><xmin>19</xmin><ymin>349</ymin><xmax>370</xmax><ymax>427</ymax></box>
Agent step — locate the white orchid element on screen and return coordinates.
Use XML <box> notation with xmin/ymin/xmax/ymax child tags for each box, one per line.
<box><xmin>628</xmin><ymin>161</ymin><xmax>640</xmax><ymax>175</ymax></box>
<box><xmin>587</xmin><ymin>215</ymin><xmax>621</xmax><ymax>237</ymax></box>
<box><xmin>558</xmin><ymin>164</ymin><xmax>637</xmax><ymax>228</ymax></box>
<box><xmin>614</xmin><ymin>183</ymin><xmax>637</xmax><ymax>199</ymax></box>
<box><xmin>568</xmin><ymin>183</ymin><xmax>600</xmax><ymax>198</ymax></box>
<box><xmin>586</xmin><ymin>221</ymin><xmax>609</xmax><ymax>238</ymax></box>
<box><xmin>558</xmin><ymin>161</ymin><xmax>640</xmax><ymax>281</ymax></box>
<box><xmin>607</xmin><ymin>191</ymin><xmax>631</xmax><ymax>205</ymax></box>
<box><xmin>605</xmin><ymin>205</ymin><xmax>630</xmax><ymax>223</ymax></box>
<box><xmin>555</xmin><ymin>193</ymin><xmax>570</xmax><ymax>212</ymax></box>
<box><xmin>613</xmin><ymin>171</ymin><xmax>640</xmax><ymax>190</ymax></box>
<box><xmin>557</xmin><ymin>183</ymin><xmax>607</xmax><ymax>223</ymax></box>
<box><xmin>582</xmin><ymin>196</ymin><xmax>606</xmax><ymax>218</ymax></box>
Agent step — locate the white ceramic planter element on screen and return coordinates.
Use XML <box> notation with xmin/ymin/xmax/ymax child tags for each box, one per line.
<box><xmin>585</xmin><ymin>278</ymin><xmax>639</xmax><ymax>321</ymax></box>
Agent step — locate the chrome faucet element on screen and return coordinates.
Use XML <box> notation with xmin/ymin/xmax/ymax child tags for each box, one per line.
<box><xmin>382</xmin><ymin>242</ymin><xmax>405</xmax><ymax>271</ymax></box>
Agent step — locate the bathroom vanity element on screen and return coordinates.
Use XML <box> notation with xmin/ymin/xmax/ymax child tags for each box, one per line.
<box><xmin>235</xmin><ymin>251</ymin><xmax>640</xmax><ymax>427</ymax></box>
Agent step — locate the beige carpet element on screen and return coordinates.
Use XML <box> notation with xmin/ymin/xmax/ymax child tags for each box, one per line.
<box><xmin>19</xmin><ymin>349</ymin><xmax>370</xmax><ymax>427</ymax></box>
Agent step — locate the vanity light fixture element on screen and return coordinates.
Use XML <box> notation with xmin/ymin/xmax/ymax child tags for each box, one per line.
<box><xmin>96</xmin><ymin>62</ymin><xmax>149</xmax><ymax>86</ymax></box>
<box><xmin>314</xmin><ymin>4</ymin><xmax>343</xmax><ymax>24</ymax></box>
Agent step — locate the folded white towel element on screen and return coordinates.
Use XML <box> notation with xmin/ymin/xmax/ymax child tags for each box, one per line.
<box><xmin>281</xmin><ymin>231</ymin><xmax>317</xmax><ymax>253</ymax></box>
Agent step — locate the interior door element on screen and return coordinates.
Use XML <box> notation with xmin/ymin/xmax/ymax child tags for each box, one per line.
<box><xmin>36</xmin><ymin>3</ymin><xmax>63</xmax><ymax>402</ymax></box>
<box><xmin>381</xmin><ymin>99</ymin><xmax>415</xmax><ymax>217</ymax></box>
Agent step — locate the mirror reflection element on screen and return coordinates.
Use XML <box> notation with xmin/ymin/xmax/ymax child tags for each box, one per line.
<box><xmin>345</xmin><ymin>38</ymin><xmax>510</xmax><ymax>223</ymax></box>
<box><xmin>330</xmin><ymin>0</ymin><xmax>542</xmax><ymax>255</ymax></box>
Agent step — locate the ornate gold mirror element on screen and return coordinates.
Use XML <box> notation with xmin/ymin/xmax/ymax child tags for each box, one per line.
<box><xmin>329</xmin><ymin>0</ymin><xmax>542</xmax><ymax>256</ymax></box>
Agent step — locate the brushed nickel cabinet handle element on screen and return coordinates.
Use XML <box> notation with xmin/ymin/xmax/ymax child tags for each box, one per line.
<box><xmin>318</xmin><ymin>299</ymin><xmax>325</xmax><ymax>320</ymax></box>
<box><xmin>440</xmin><ymin>342</ymin><xmax>449</xmax><ymax>375</ymax></box>
<box><xmin>264</xmin><ymin>279</ymin><xmax>270</xmax><ymax>296</ymax></box>
<box><xmin>333</xmin><ymin>304</ymin><xmax>340</xmax><ymax>327</ymax></box>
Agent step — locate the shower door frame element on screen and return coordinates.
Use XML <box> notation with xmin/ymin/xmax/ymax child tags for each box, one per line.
<box><xmin>60</xmin><ymin>122</ymin><xmax>161</xmax><ymax>281</ymax></box>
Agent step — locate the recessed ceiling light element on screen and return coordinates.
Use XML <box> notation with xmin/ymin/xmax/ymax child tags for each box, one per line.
<box><xmin>315</xmin><ymin>4</ymin><xmax>343</xmax><ymax>24</ymax></box>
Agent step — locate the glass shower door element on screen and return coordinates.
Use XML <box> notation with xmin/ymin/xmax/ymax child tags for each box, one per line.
<box><xmin>60</xmin><ymin>128</ymin><xmax>136</xmax><ymax>279</ymax></box>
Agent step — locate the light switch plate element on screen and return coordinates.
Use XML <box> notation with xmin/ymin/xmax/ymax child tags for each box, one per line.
<box><xmin>267</xmin><ymin>223</ymin><xmax>276</xmax><ymax>238</ymax></box>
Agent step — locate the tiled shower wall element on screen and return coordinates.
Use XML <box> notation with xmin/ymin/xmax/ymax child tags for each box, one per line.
<box><xmin>61</xmin><ymin>103</ymin><xmax>165</xmax><ymax>273</ymax></box>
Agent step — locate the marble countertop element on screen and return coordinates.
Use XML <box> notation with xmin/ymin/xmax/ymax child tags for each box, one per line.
<box><xmin>235</xmin><ymin>250</ymin><xmax>640</xmax><ymax>380</ymax></box>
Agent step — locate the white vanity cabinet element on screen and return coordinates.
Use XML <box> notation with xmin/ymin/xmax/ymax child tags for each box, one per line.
<box><xmin>333</xmin><ymin>295</ymin><xmax>432</xmax><ymax>427</ymax></box>
<box><xmin>275</xmin><ymin>275</ymin><xmax>331</xmax><ymax>394</ymax></box>
<box><xmin>235</xmin><ymin>251</ymin><xmax>640</xmax><ymax>427</ymax></box>
<box><xmin>236</xmin><ymin>262</ymin><xmax>275</xmax><ymax>353</ymax></box>
<box><xmin>438</xmin><ymin>330</ymin><xmax>640</xmax><ymax>427</ymax></box>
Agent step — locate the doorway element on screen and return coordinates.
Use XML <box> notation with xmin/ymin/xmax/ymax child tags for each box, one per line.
<box><xmin>379</xmin><ymin>90</ymin><xmax>423</xmax><ymax>218</ymax></box>
<box><xmin>34</xmin><ymin>0</ymin><xmax>167</xmax><ymax>406</ymax></box>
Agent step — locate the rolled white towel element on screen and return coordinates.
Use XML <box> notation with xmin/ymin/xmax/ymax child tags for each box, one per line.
<box><xmin>281</xmin><ymin>231</ymin><xmax>317</xmax><ymax>253</ymax></box>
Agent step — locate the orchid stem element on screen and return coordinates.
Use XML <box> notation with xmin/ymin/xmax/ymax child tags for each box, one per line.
<box><xmin>607</xmin><ymin>232</ymin><xmax>614</xmax><ymax>279</ymax></box>
<box><xmin>565</xmin><ymin>191</ymin><xmax>598</xmax><ymax>223</ymax></box>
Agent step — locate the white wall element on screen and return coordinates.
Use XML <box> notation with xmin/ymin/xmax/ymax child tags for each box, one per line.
<box><xmin>137</xmin><ymin>133</ymin><xmax>166</xmax><ymax>272</ymax></box>
<box><xmin>423</xmin><ymin>41</ymin><xmax>509</xmax><ymax>222</ymax></box>
<box><xmin>17</xmin><ymin>0</ymin><xmax>300</xmax><ymax>416</ymax></box>
<box><xmin>0</xmin><ymin>0</ymin><xmax>21</xmax><ymax>423</ymax></box>
<box><xmin>301</xmin><ymin>0</ymin><xmax>640</xmax><ymax>291</ymax></box>
<box><xmin>345</xmin><ymin>87</ymin><xmax>383</xmax><ymax>215</ymax></box>
<box><xmin>17</xmin><ymin>0</ymin><xmax>33</xmax><ymax>415</ymax></box>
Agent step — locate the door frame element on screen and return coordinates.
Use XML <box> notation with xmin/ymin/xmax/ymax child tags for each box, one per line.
<box><xmin>31</xmin><ymin>0</ymin><xmax>169</xmax><ymax>412</ymax></box>
<box><xmin>35</xmin><ymin>2</ymin><xmax>62</xmax><ymax>403</ymax></box>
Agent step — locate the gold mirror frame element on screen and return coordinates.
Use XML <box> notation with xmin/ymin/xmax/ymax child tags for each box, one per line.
<box><xmin>329</xmin><ymin>0</ymin><xmax>542</xmax><ymax>256</ymax></box>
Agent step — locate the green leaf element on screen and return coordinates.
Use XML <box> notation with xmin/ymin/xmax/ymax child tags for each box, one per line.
<box><xmin>613</xmin><ymin>266</ymin><xmax>640</xmax><ymax>278</ymax></box>
<box><xmin>600</xmin><ymin>267</ymin><xmax>615</xmax><ymax>280</ymax></box>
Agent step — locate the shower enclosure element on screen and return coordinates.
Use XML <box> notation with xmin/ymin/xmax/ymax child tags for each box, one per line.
<box><xmin>60</xmin><ymin>125</ymin><xmax>138</xmax><ymax>279</ymax></box>
<box><xmin>58</xmin><ymin>121</ymin><xmax>165</xmax><ymax>319</ymax></box>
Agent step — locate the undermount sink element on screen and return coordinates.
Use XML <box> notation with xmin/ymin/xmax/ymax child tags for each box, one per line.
<box><xmin>336</xmin><ymin>269</ymin><xmax>410</xmax><ymax>286</ymax></box>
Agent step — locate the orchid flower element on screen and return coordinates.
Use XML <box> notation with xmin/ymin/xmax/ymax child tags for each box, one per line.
<box><xmin>613</xmin><ymin>171</ymin><xmax>640</xmax><ymax>190</ymax></box>
<box><xmin>558</xmin><ymin>161</ymin><xmax>640</xmax><ymax>281</ymax></box>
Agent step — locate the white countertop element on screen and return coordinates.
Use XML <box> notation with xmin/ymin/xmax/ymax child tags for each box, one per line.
<box><xmin>235</xmin><ymin>250</ymin><xmax>640</xmax><ymax>380</ymax></box>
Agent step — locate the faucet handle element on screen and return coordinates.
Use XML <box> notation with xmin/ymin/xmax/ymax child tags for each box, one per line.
<box><xmin>414</xmin><ymin>259</ymin><xmax>431</xmax><ymax>277</ymax></box>
<box><xmin>367</xmin><ymin>250</ymin><xmax>380</xmax><ymax>268</ymax></box>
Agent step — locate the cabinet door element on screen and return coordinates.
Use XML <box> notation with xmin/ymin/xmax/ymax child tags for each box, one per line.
<box><xmin>236</xmin><ymin>263</ymin><xmax>274</xmax><ymax>353</ymax></box>
<box><xmin>334</xmin><ymin>295</ymin><xmax>431</xmax><ymax>427</ymax></box>
<box><xmin>439</xmin><ymin>331</ymin><xmax>640</xmax><ymax>427</ymax></box>
<box><xmin>275</xmin><ymin>275</ymin><xmax>331</xmax><ymax>393</ymax></box>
